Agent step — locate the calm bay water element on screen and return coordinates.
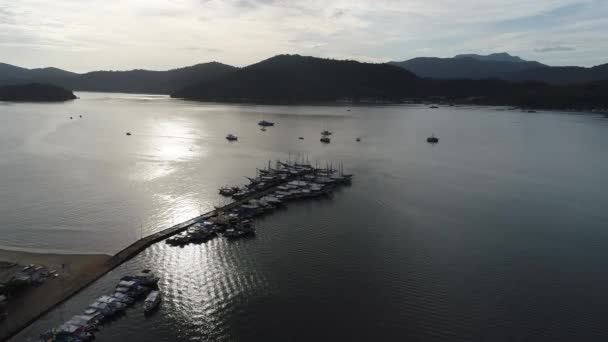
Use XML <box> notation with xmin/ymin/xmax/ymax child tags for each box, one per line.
<box><xmin>3</xmin><ymin>93</ymin><xmax>608</xmax><ymax>341</ymax></box>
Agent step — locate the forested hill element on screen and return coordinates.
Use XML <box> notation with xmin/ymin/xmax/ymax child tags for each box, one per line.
<box><xmin>172</xmin><ymin>55</ymin><xmax>419</xmax><ymax>103</ymax></box>
<box><xmin>500</xmin><ymin>63</ymin><xmax>608</xmax><ymax>85</ymax></box>
<box><xmin>0</xmin><ymin>83</ymin><xmax>77</xmax><ymax>102</ymax></box>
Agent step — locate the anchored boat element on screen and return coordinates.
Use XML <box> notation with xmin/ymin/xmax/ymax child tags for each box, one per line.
<box><xmin>258</xmin><ymin>120</ymin><xmax>275</xmax><ymax>127</ymax></box>
<box><xmin>427</xmin><ymin>134</ymin><xmax>439</xmax><ymax>143</ymax></box>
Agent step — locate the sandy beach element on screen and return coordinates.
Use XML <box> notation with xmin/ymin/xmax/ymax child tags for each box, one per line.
<box><xmin>0</xmin><ymin>249</ymin><xmax>111</xmax><ymax>341</ymax></box>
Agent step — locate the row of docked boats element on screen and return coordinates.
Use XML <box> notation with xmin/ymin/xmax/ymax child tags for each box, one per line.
<box><xmin>222</xmin><ymin>161</ymin><xmax>352</xmax><ymax>200</ymax></box>
<box><xmin>38</xmin><ymin>272</ymin><xmax>161</xmax><ymax>342</ymax></box>
<box><xmin>172</xmin><ymin>160</ymin><xmax>352</xmax><ymax>248</ymax></box>
<box><xmin>165</xmin><ymin>218</ymin><xmax>256</xmax><ymax>246</ymax></box>
<box><xmin>165</xmin><ymin>160</ymin><xmax>353</xmax><ymax>248</ymax></box>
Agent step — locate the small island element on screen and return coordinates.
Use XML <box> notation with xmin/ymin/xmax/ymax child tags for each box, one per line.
<box><xmin>0</xmin><ymin>83</ymin><xmax>77</xmax><ymax>102</ymax></box>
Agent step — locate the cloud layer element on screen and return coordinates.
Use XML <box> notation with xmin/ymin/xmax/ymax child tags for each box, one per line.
<box><xmin>0</xmin><ymin>0</ymin><xmax>606</xmax><ymax>71</ymax></box>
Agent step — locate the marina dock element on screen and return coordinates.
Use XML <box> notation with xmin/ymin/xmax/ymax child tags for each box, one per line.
<box><xmin>1</xmin><ymin>160</ymin><xmax>352</xmax><ymax>341</ymax></box>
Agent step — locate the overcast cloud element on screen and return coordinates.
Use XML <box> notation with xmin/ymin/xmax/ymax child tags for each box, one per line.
<box><xmin>0</xmin><ymin>0</ymin><xmax>606</xmax><ymax>71</ymax></box>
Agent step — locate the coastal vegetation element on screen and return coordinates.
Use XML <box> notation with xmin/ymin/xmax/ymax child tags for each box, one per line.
<box><xmin>0</xmin><ymin>83</ymin><xmax>76</xmax><ymax>102</ymax></box>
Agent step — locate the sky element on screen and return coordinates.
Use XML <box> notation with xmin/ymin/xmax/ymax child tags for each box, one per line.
<box><xmin>1</xmin><ymin>0</ymin><xmax>607</xmax><ymax>72</ymax></box>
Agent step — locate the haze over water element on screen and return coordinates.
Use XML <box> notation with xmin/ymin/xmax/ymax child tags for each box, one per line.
<box><xmin>4</xmin><ymin>93</ymin><xmax>608</xmax><ymax>340</ymax></box>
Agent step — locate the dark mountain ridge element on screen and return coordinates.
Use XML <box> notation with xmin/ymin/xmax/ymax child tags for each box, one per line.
<box><xmin>173</xmin><ymin>55</ymin><xmax>418</xmax><ymax>103</ymax></box>
<box><xmin>0</xmin><ymin>63</ymin><xmax>32</xmax><ymax>79</ymax></box>
<box><xmin>500</xmin><ymin>63</ymin><xmax>608</xmax><ymax>85</ymax></box>
<box><xmin>0</xmin><ymin>62</ymin><xmax>236</xmax><ymax>94</ymax></box>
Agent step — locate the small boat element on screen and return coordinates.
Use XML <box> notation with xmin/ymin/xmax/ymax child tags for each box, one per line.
<box><xmin>321</xmin><ymin>130</ymin><xmax>332</xmax><ymax>136</ymax></box>
<box><xmin>112</xmin><ymin>292</ymin><xmax>135</xmax><ymax>305</ymax></box>
<box><xmin>320</xmin><ymin>137</ymin><xmax>331</xmax><ymax>144</ymax></box>
<box><xmin>226</xmin><ymin>134</ymin><xmax>238</xmax><ymax>141</ymax></box>
<box><xmin>66</xmin><ymin>315</ymin><xmax>100</xmax><ymax>330</ymax></box>
<box><xmin>219</xmin><ymin>186</ymin><xmax>239</xmax><ymax>196</ymax></box>
<box><xmin>430</xmin><ymin>105</ymin><xmax>439</xmax><ymax>109</ymax></box>
<box><xmin>356</xmin><ymin>137</ymin><xmax>361</xmax><ymax>142</ymax></box>
<box><xmin>427</xmin><ymin>135</ymin><xmax>439</xmax><ymax>143</ymax></box>
<box><xmin>261</xmin><ymin>127</ymin><xmax>267</xmax><ymax>132</ymax></box>
<box><xmin>143</xmin><ymin>291</ymin><xmax>161</xmax><ymax>314</ymax></box>
<box><xmin>527</xmin><ymin>110</ymin><xmax>537</xmax><ymax>113</ymax></box>
<box><xmin>69</xmin><ymin>117</ymin><xmax>73</xmax><ymax>119</ymax></box>
<box><xmin>224</xmin><ymin>228</ymin><xmax>248</xmax><ymax>239</ymax></box>
<box><xmin>79</xmin><ymin>115</ymin><xmax>82</xmax><ymax>118</ymax></box>
<box><xmin>88</xmin><ymin>302</ymin><xmax>117</xmax><ymax>317</ymax></box>
<box><xmin>126</xmin><ymin>132</ymin><xmax>132</xmax><ymax>136</ymax></box>
<box><xmin>298</xmin><ymin>137</ymin><xmax>304</xmax><ymax>140</ymax></box>
<box><xmin>54</xmin><ymin>324</ymin><xmax>95</xmax><ymax>341</ymax></box>
<box><xmin>258</xmin><ymin>120</ymin><xmax>275</xmax><ymax>127</ymax></box>
<box><xmin>83</xmin><ymin>308</ymin><xmax>105</xmax><ymax>322</ymax></box>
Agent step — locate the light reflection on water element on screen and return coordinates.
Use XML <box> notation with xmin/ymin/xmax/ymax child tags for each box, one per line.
<box><xmin>4</xmin><ymin>93</ymin><xmax>608</xmax><ymax>341</ymax></box>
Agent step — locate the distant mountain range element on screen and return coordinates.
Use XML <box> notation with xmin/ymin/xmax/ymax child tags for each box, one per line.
<box><xmin>454</xmin><ymin>53</ymin><xmax>529</xmax><ymax>63</ymax></box>
<box><xmin>3</xmin><ymin>52</ymin><xmax>608</xmax><ymax>93</ymax></box>
<box><xmin>390</xmin><ymin>53</ymin><xmax>546</xmax><ymax>80</ymax></box>
<box><xmin>0</xmin><ymin>62</ymin><xmax>236</xmax><ymax>94</ymax></box>
<box><xmin>390</xmin><ymin>53</ymin><xmax>608</xmax><ymax>86</ymax></box>
<box><xmin>1</xmin><ymin>53</ymin><xmax>607</xmax><ymax>110</ymax></box>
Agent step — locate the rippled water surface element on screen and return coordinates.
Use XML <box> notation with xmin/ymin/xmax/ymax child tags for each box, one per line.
<box><xmin>4</xmin><ymin>93</ymin><xmax>608</xmax><ymax>341</ymax></box>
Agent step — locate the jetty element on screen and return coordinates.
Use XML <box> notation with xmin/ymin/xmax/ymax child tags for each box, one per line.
<box><xmin>1</xmin><ymin>159</ymin><xmax>352</xmax><ymax>341</ymax></box>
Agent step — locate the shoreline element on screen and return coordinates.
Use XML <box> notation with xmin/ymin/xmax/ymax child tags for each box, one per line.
<box><xmin>0</xmin><ymin>249</ymin><xmax>111</xmax><ymax>341</ymax></box>
<box><xmin>0</xmin><ymin>244</ymin><xmax>110</xmax><ymax>257</ymax></box>
<box><xmin>0</xmin><ymin>181</ymin><xmax>279</xmax><ymax>341</ymax></box>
